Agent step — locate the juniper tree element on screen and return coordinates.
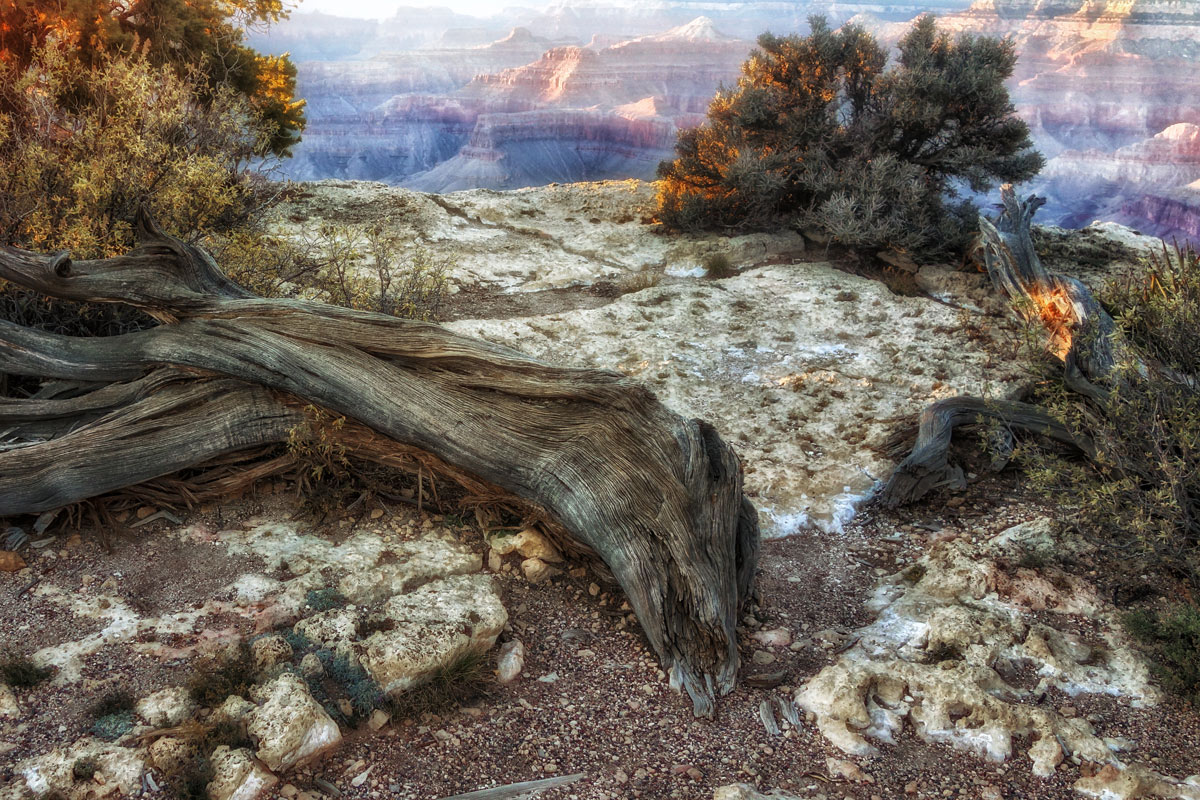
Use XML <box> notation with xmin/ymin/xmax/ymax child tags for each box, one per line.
<box><xmin>656</xmin><ymin>15</ymin><xmax>1043</xmax><ymax>256</ymax></box>
<box><xmin>0</xmin><ymin>0</ymin><xmax>304</xmax><ymax>156</ymax></box>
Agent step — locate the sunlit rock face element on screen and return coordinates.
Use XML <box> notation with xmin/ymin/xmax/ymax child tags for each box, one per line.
<box><xmin>925</xmin><ymin>0</ymin><xmax>1200</xmax><ymax>237</ymax></box>
<box><xmin>268</xmin><ymin>0</ymin><xmax>1200</xmax><ymax>236</ymax></box>
<box><xmin>280</xmin><ymin>18</ymin><xmax>751</xmax><ymax>189</ymax></box>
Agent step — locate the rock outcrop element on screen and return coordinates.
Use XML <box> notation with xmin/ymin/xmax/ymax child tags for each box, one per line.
<box><xmin>792</xmin><ymin>517</ymin><xmax>1200</xmax><ymax>796</ymax></box>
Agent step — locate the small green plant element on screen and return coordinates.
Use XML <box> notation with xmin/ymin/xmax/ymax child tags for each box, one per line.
<box><xmin>1017</xmin><ymin>240</ymin><xmax>1200</xmax><ymax>589</ymax></box>
<box><xmin>309</xmin><ymin>650</ymin><xmax>388</xmax><ymax>723</ymax></box>
<box><xmin>1124</xmin><ymin>604</ymin><xmax>1200</xmax><ymax>703</ymax></box>
<box><xmin>72</xmin><ymin>759</ymin><xmax>98</xmax><ymax>782</ymax></box>
<box><xmin>0</xmin><ymin>652</ymin><xmax>54</xmax><ymax>688</ymax></box>
<box><xmin>281</xmin><ymin>629</ymin><xmax>315</xmax><ymax>654</ymax></box>
<box><xmin>389</xmin><ymin>650</ymin><xmax>493</xmax><ymax>720</ymax></box>
<box><xmin>90</xmin><ymin>692</ymin><xmax>136</xmax><ymax>741</ymax></box>
<box><xmin>305</xmin><ymin>588</ymin><xmax>349</xmax><ymax>612</ymax></box>
<box><xmin>618</xmin><ymin>270</ymin><xmax>663</xmax><ymax>294</ymax></box>
<box><xmin>702</xmin><ymin>252</ymin><xmax>734</xmax><ymax>279</ymax></box>
<box><xmin>187</xmin><ymin>642</ymin><xmax>258</xmax><ymax>707</ymax></box>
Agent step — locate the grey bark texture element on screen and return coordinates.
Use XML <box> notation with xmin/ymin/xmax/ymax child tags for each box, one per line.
<box><xmin>0</xmin><ymin>212</ymin><xmax>759</xmax><ymax>717</ymax></box>
<box><xmin>881</xmin><ymin>185</ymin><xmax>1115</xmax><ymax>507</ymax></box>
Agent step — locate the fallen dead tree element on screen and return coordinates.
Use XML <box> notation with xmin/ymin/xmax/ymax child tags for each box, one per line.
<box><xmin>882</xmin><ymin>185</ymin><xmax>1178</xmax><ymax>509</ymax></box>
<box><xmin>0</xmin><ymin>212</ymin><xmax>759</xmax><ymax>717</ymax></box>
<box><xmin>881</xmin><ymin>186</ymin><xmax>1111</xmax><ymax>506</ymax></box>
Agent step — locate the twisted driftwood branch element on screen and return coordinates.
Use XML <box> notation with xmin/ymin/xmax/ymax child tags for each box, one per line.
<box><xmin>881</xmin><ymin>185</ymin><xmax>1111</xmax><ymax>507</ymax></box>
<box><xmin>0</xmin><ymin>211</ymin><xmax>759</xmax><ymax>716</ymax></box>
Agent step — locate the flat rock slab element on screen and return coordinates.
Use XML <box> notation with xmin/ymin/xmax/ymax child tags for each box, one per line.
<box><xmin>357</xmin><ymin>573</ymin><xmax>508</xmax><ymax>694</ymax></box>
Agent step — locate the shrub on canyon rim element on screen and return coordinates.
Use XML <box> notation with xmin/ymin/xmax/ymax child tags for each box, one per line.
<box><xmin>656</xmin><ymin>15</ymin><xmax>1043</xmax><ymax>257</ymax></box>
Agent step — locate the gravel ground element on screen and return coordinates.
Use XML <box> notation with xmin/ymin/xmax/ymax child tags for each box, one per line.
<box><xmin>2</xmin><ymin>473</ymin><xmax>1199</xmax><ymax>800</ymax></box>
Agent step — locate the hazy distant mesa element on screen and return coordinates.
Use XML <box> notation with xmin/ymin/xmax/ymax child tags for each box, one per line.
<box><xmin>252</xmin><ymin>0</ymin><xmax>1200</xmax><ymax>239</ymax></box>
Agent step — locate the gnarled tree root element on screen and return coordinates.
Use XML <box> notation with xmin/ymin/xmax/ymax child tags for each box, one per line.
<box><xmin>0</xmin><ymin>213</ymin><xmax>759</xmax><ymax>717</ymax></box>
<box><xmin>882</xmin><ymin>185</ymin><xmax>1115</xmax><ymax>507</ymax></box>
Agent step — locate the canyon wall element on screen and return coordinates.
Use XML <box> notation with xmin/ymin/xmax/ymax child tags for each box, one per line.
<box><xmin>900</xmin><ymin>0</ymin><xmax>1200</xmax><ymax>236</ymax></box>
<box><xmin>278</xmin><ymin>17</ymin><xmax>752</xmax><ymax>190</ymax></box>
<box><xmin>263</xmin><ymin>1</ymin><xmax>1200</xmax><ymax>237</ymax></box>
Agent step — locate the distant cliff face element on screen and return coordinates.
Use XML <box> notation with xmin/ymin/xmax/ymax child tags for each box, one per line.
<box><xmin>270</xmin><ymin>2</ymin><xmax>1200</xmax><ymax>238</ymax></box>
<box><xmin>281</xmin><ymin>18</ymin><xmax>753</xmax><ymax>191</ymax></box>
<box><xmin>925</xmin><ymin>0</ymin><xmax>1200</xmax><ymax>237</ymax></box>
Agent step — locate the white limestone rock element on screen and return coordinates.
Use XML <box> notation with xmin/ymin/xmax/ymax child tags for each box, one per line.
<box><xmin>16</xmin><ymin>738</ymin><xmax>146</xmax><ymax>799</ymax></box>
<box><xmin>250</xmin><ymin>635</ymin><xmax>294</xmax><ymax>674</ymax></box>
<box><xmin>0</xmin><ymin>683</ymin><xmax>20</xmax><ymax>720</ymax></box>
<box><xmin>213</xmin><ymin>694</ymin><xmax>256</xmax><ymax>724</ymax></box>
<box><xmin>135</xmin><ymin>686</ymin><xmax>196</xmax><ymax>729</ymax></box>
<box><xmin>336</xmin><ymin>537</ymin><xmax>481</xmax><ymax>607</ymax></box>
<box><xmin>795</xmin><ymin>519</ymin><xmax>1161</xmax><ymax>782</ymax></box>
<box><xmin>356</xmin><ymin>574</ymin><xmax>507</xmax><ymax>694</ymax></box>
<box><xmin>147</xmin><ymin>736</ymin><xmax>199</xmax><ymax>778</ymax></box>
<box><xmin>247</xmin><ymin>673</ymin><xmax>341</xmax><ymax>772</ymax></box>
<box><xmin>293</xmin><ymin>607</ymin><xmax>362</xmax><ymax>649</ymax></box>
<box><xmin>208</xmin><ymin>746</ymin><xmax>278</xmax><ymax>800</ymax></box>
<box><xmin>1075</xmin><ymin>763</ymin><xmax>1200</xmax><ymax>800</ymax></box>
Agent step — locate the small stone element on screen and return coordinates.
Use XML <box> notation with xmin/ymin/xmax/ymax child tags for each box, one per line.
<box><xmin>367</xmin><ymin>709</ymin><xmax>390</xmax><ymax>731</ymax></box>
<box><xmin>369</xmin><ymin>509</ymin><xmax>384</xmax><ymax>520</ymax></box>
<box><xmin>487</xmin><ymin>549</ymin><xmax>503</xmax><ymax>573</ymax></box>
<box><xmin>0</xmin><ymin>551</ymin><xmax>25</xmax><ymax>572</ymax></box>
<box><xmin>521</xmin><ymin>557</ymin><xmax>561</xmax><ymax>584</ymax></box>
<box><xmin>826</xmin><ymin>757</ymin><xmax>872</xmax><ymax>783</ymax></box>
<box><xmin>496</xmin><ymin>639</ymin><xmax>525</xmax><ymax>684</ymax></box>
<box><xmin>751</xmin><ymin>650</ymin><xmax>776</xmax><ymax>665</ymax></box>
<box><xmin>752</xmin><ymin>628</ymin><xmax>792</xmax><ymax>648</ymax></box>
<box><xmin>280</xmin><ymin>785</ymin><xmax>299</xmax><ymax>798</ymax></box>
<box><xmin>576</xmin><ymin>649</ymin><xmax>596</xmax><ymax>659</ymax></box>
<box><xmin>588</xmin><ymin>583</ymin><xmax>601</xmax><ymax>597</ymax></box>
<box><xmin>686</xmin><ymin>767</ymin><xmax>703</xmax><ymax>780</ymax></box>
<box><xmin>351</xmin><ymin>767</ymin><xmax>372</xmax><ymax>787</ymax></box>
<box><xmin>615</xmin><ymin>769</ymin><xmax>628</xmax><ymax>784</ymax></box>
<box><xmin>905</xmin><ymin>781</ymin><xmax>920</xmax><ymax>794</ymax></box>
<box><xmin>1059</xmin><ymin>705</ymin><xmax>1077</xmax><ymax>718</ymax></box>
<box><xmin>136</xmin><ymin>505</ymin><xmax>157</xmax><ymax>520</ymax></box>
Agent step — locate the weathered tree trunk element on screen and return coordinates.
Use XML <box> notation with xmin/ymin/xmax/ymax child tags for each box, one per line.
<box><xmin>0</xmin><ymin>213</ymin><xmax>759</xmax><ymax>717</ymax></box>
<box><xmin>881</xmin><ymin>186</ymin><xmax>1116</xmax><ymax>507</ymax></box>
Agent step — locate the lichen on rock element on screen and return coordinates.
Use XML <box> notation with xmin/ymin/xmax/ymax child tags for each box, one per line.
<box><xmin>795</xmin><ymin>518</ymin><xmax>1165</xmax><ymax>783</ymax></box>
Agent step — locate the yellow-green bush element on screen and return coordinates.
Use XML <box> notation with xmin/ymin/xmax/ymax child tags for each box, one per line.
<box><xmin>211</xmin><ymin>221</ymin><xmax>451</xmax><ymax>321</ymax></box>
<box><xmin>0</xmin><ymin>42</ymin><xmax>266</xmax><ymax>258</ymax></box>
